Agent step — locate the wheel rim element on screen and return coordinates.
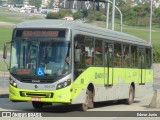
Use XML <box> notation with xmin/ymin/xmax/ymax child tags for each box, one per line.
<box><xmin>84</xmin><ymin>93</ymin><xmax>89</xmax><ymax>106</ymax></box>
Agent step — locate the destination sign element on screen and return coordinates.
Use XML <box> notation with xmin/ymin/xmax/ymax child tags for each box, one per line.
<box><xmin>23</xmin><ymin>31</ymin><xmax>59</xmax><ymax>37</ymax></box>
<box><xmin>15</xmin><ymin>29</ymin><xmax>66</xmax><ymax>38</ymax></box>
<box><xmin>58</xmin><ymin>0</ymin><xmax>106</xmax><ymax>11</ymax></box>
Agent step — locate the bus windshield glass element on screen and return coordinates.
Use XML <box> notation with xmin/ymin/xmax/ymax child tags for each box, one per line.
<box><xmin>10</xmin><ymin>39</ymin><xmax>71</xmax><ymax>77</ymax></box>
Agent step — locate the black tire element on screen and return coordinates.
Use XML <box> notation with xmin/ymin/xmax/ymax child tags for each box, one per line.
<box><xmin>32</xmin><ymin>102</ymin><xmax>44</xmax><ymax>109</ymax></box>
<box><xmin>126</xmin><ymin>85</ymin><xmax>134</xmax><ymax>105</ymax></box>
<box><xmin>80</xmin><ymin>89</ymin><xmax>94</xmax><ymax>111</ymax></box>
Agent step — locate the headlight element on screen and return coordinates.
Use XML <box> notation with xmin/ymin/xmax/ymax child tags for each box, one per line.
<box><xmin>56</xmin><ymin>79</ymin><xmax>71</xmax><ymax>90</ymax></box>
<box><xmin>9</xmin><ymin>77</ymin><xmax>17</xmax><ymax>88</ymax></box>
<box><xmin>13</xmin><ymin>82</ymin><xmax>17</xmax><ymax>87</ymax></box>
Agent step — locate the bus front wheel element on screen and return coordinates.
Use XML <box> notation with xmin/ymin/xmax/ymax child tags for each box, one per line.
<box><xmin>32</xmin><ymin>101</ymin><xmax>44</xmax><ymax>109</ymax></box>
<box><xmin>80</xmin><ymin>89</ymin><xmax>94</xmax><ymax>111</ymax></box>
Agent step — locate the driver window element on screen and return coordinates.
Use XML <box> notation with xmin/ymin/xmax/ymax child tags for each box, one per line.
<box><xmin>44</xmin><ymin>47</ymin><xmax>52</xmax><ymax>64</ymax></box>
<box><xmin>27</xmin><ymin>45</ymin><xmax>38</xmax><ymax>69</ymax></box>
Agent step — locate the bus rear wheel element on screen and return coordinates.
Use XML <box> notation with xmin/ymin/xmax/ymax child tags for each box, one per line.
<box><xmin>80</xmin><ymin>89</ymin><xmax>94</xmax><ymax>111</ymax></box>
<box><xmin>126</xmin><ymin>85</ymin><xmax>134</xmax><ymax>105</ymax></box>
<box><xmin>32</xmin><ymin>101</ymin><xmax>44</xmax><ymax>109</ymax></box>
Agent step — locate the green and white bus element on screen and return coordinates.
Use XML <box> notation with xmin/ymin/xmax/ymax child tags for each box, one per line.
<box><xmin>3</xmin><ymin>20</ymin><xmax>153</xmax><ymax>111</ymax></box>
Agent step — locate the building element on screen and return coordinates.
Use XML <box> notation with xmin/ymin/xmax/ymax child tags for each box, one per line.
<box><xmin>41</xmin><ymin>0</ymin><xmax>51</xmax><ymax>8</ymax></box>
<box><xmin>53</xmin><ymin>0</ymin><xmax>59</xmax><ymax>12</ymax></box>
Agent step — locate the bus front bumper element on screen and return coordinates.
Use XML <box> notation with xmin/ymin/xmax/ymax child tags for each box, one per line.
<box><xmin>9</xmin><ymin>85</ymin><xmax>72</xmax><ymax>103</ymax></box>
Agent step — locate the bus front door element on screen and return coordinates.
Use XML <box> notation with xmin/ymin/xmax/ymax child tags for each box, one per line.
<box><xmin>104</xmin><ymin>43</ymin><xmax>113</xmax><ymax>86</ymax></box>
<box><xmin>139</xmin><ymin>48</ymin><xmax>146</xmax><ymax>85</ymax></box>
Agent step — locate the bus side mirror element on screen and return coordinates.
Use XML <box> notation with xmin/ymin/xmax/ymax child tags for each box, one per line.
<box><xmin>3</xmin><ymin>42</ymin><xmax>10</xmax><ymax>60</ymax></box>
<box><xmin>3</xmin><ymin>43</ymin><xmax>7</xmax><ymax>59</ymax></box>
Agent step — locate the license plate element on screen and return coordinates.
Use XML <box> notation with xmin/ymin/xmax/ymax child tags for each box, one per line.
<box><xmin>31</xmin><ymin>97</ymin><xmax>41</xmax><ymax>101</ymax></box>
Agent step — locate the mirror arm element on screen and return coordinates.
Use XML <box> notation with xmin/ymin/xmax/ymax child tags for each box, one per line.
<box><xmin>4</xmin><ymin>59</ymin><xmax>10</xmax><ymax>71</ymax></box>
<box><xmin>3</xmin><ymin>42</ymin><xmax>11</xmax><ymax>70</ymax></box>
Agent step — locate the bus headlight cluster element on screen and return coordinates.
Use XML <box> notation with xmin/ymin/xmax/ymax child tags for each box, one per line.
<box><xmin>56</xmin><ymin>79</ymin><xmax>71</xmax><ymax>90</ymax></box>
<box><xmin>10</xmin><ymin>79</ymin><xmax>17</xmax><ymax>88</ymax></box>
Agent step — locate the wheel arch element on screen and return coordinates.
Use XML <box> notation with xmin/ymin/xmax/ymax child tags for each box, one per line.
<box><xmin>87</xmin><ymin>83</ymin><xmax>95</xmax><ymax>100</ymax></box>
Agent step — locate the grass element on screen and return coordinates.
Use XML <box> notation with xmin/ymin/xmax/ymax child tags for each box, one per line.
<box><xmin>123</xmin><ymin>27</ymin><xmax>160</xmax><ymax>45</ymax></box>
<box><xmin>0</xmin><ymin>13</ymin><xmax>22</xmax><ymax>23</ymax></box>
<box><xmin>93</xmin><ymin>21</ymin><xmax>160</xmax><ymax>45</ymax></box>
<box><xmin>0</xmin><ymin>27</ymin><xmax>13</xmax><ymax>50</ymax></box>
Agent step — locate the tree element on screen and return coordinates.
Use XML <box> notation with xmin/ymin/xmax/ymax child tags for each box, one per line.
<box><xmin>87</xmin><ymin>11</ymin><xmax>106</xmax><ymax>22</ymax></box>
<box><xmin>59</xmin><ymin>9</ymin><xmax>72</xmax><ymax>19</ymax></box>
<box><xmin>73</xmin><ymin>11</ymin><xmax>83</xmax><ymax>20</ymax></box>
<box><xmin>155</xmin><ymin>8</ymin><xmax>160</xmax><ymax>17</ymax></box>
<box><xmin>123</xmin><ymin>8</ymin><xmax>136</xmax><ymax>20</ymax></box>
<box><xmin>46</xmin><ymin>9</ymin><xmax>72</xmax><ymax>19</ymax></box>
<box><xmin>46</xmin><ymin>12</ymin><xmax>59</xmax><ymax>19</ymax></box>
<box><xmin>8</xmin><ymin>0</ymin><xmax>24</xmax><ymax>4</ymax></box>
<box><xmin>29</xmin><ymin>0</ymin><xmax>42</xmax><ymax>9</ymax></box>
<box><xmin>48</xmin><ymin>0</ymin><xmax>54</xmax><ymax>9</ymax></box>
<box><xmin>133</xmin><ymin>5</ymin><xmax>149</xmax><ymax>17</ymax></box>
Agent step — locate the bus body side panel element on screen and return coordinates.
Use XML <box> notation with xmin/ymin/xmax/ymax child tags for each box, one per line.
<box><xmin>71</xmin><ymin>60</ymin><xmax>153</xmax><ymax>104</ymax></box>
<box><xmin>135</xmin><ymin>69</ymin><xmax>153</xmax><ymax>98</ymax></box>
<box><xmin>113</xmin><ymin>68</ymin><xmax>130</xmax><ymax>100</ymax></box>
<box><xmin>71</xmin><ymin>67</ymin><xmax>130</xmax><ymax>104</ymax></box>
<box><xmin>71</xmin><ymin>67</ymin><xmax>106</xmax><ymax>104</ymax></box>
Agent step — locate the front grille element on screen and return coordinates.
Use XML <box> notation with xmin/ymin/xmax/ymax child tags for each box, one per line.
<box><xmin>13</xmin><ymin>75</ymin><xmax>58</xmax><ymax>83</ymax></box>
<box><xmin>20</xmin><ymin>78</ymin><xmax>54</xmax><ymax>83</ymax></box>
<box><xmin>20</xmin><ymin>91</ymin><xmax>53</xmax><ymax>98</ymax></box>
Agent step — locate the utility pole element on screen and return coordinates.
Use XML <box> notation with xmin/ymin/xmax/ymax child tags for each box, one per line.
<box><xmin>149</xmin><ymin>0</ymin><xmax>152</xmax><ymax>44</ymax></box>
<box><xmin>111</xmin><ymin>0</ymin><xmax>115</xmax><ymax>31</ymax></box>
<box><xmin>106</xmin><ymin>0</ymin><xmax>123</xmax><ymax>32</ymax></box>
<box><xmin>106</xmin><ymin>0</ymin><xmax>110</xmax><ymax>29</ymax></box>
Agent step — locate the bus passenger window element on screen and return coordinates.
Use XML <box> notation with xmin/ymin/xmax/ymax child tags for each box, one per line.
<box><xmin>139</xmin><ymin>49</ymin><xmax>145</xmax><ymax>69</ymax></box>
<box><xmin>95</xmin><ymin>40</ymin><xmax>103</xmax><ymax>66</ymax></box>
<box><xmin>108</xmin><ymin>45</ymin><xmax>113</xmax><ymax>67</ymax></box>
<box><xmin>123</xmin><ymin>44</ymin><xmax>130</xmax><ymax>67</ymax></box>
<box><xmin>146</xmin><ymin>48</ymin><xmax>151</xmax><ymax>68</ymax></box>
<box><xmin>131</xmin><ymin>46</ymin><xmax>138</xmax><ymax>68</ymax></box>
<box><xmin>85</xmin><ymin>38</ymin><xmax>94</xmax><ymax>65</ymax></box>
<box><xmin>114</xmin><ymin>43</ymin><xmax>122</xmax><ymax>67</ymax></box>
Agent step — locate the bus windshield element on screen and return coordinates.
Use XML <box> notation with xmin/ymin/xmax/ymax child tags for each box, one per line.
<box><xmin>10</xmin><ymin>39</ymin><xmax>71</xmax><ymax>77</ymax></box>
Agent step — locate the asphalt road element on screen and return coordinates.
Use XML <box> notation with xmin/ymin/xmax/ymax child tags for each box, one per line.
<box><xmin>0</xmin><ymin>90</ymin><xmax>160</xmax><ymax>119</ymax></box>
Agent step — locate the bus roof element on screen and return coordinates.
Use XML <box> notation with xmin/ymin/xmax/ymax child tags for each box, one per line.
<box><xmin>15</xmin><ymin>19</ymin><xmax>151</xmax><ymax>47</ymax></box>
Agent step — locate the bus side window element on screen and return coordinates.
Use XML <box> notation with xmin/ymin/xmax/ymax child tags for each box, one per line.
<box><xmin>74</xmin><ymin>35</ymin><xmax>85</xmax><ymax>66</ymax></box>
<box><xmin>74</xmin><ymin>35</ymin><xmax>86</xmax><ymax>79</ymax></box>
<box><xmin>85</xmin><ymin>38</ymin><xmax>94</xmax><ymax>65</ymax></box>
<box><xmin>123</xmin><ymin>44</ymin><xmax>130</xmax><ymax>67</ymax></box>
<box><xmin>131</xmin><ymin>46</ymin><xmax>138</xmax><ymax>68</ymax></box>
<box><xmin>95</xmin><ymin>40</ymin><xmax>103</xmax><ymax>66</ymax></box>
<box><xmin>114</xmin><ymin>43</ymin><xmax>122</xmax><ymax>67</ymax></box>
<box><xmin>138</xmin><ymin>48</ymin><xmax>145</xmax><ymax>69</ymax></box>
<box><xmin>146</xmin><ymin>48</ymin><xmax>151</xmax><ymax>68</ymax></box>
